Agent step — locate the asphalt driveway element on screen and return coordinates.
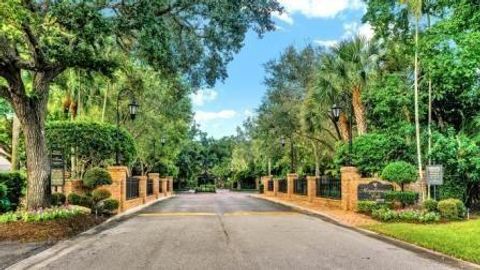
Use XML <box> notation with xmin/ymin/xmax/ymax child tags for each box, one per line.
<box><xmin>8</xmin><ymin>192</ymin><xmax>469</xmax><ymax>270</ymax></box>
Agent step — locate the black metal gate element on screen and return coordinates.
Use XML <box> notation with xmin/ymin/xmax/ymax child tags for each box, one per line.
<box><xmin>278</xmin><ymin>179</ymin><xmax>287</xmax><ymax>193</ymax></box>
<box><xmin>267</xmin><ymin>180</ymin><xmax>274</xmax><ymax>191</ymax></box>
<box><xmin>126</xmin><ymin>177</ymin><xmax>140</xmax><ymax>200</ymax></box>
<box><xmin>316</xmin><ymin>175</ymin><xmax>341</xmax><ymax>199</ymax></box>
<box><xmin>294</xmin><ymin>177</ymin><xmax>307</xmax><ymax>195</ymax></box>
<box><xmin>147</xmin><ymin>178</ymin><xmax>154</xmax><ymax>196</ymax></box>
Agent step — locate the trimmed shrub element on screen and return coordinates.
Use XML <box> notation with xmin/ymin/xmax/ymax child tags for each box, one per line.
<box><xmin>101</xmin><ymin>199</ymin><xmax>119</xmax><ymax>213</ymax></box>
<box><xmin>67</xmin><ymin>193</ymin><xmax>93</xmax><ymax>208</ymax></box>
<box><xmin>384</xmin><ymin>191</ymin><xmax>418</xmax><ymax>206</ymax></box>
<box><xmin>83</xmin><ymin>167</ymin><xmax>112</xmax><ymax>189</ymax></box>
<box><xmin>357</xmin><ymin>201</ymin><xmax>377</xmax><ymax>214</ymax></box>
<box><xmin>51</xmin><ymin>193</ymin><xmax>66</xmax><ymax>206</ymax></box>
<box><xmin>46</xmin><ymin>121</ymin><xmax>137</xmax><ymax>169</ymax></box>
<box><xmin>0</xmin><ymin>172</ymin><xmax>26</xmax><ymax>210</ymax></box>
<box><xmin>371</xmin><ymin>208</ymin><xmax>440</xmax><ymax>223</ymax></box>
<box><xmin>334</xmin><ymin>133</ymin><xmax>413</xmax><ymax>176</ymax></box>
<box><xmin>381</xmin><ymin>161</ymin><xmax>417</xmax><ymax>190</ymax></box>
<box><xmin>372</xmin><ymin>208</ymin><xmax>399</xmax><ymax>222</ymax></box>
<box><xmin>0</xmin><ymin>183</ymin><xmax>11</xmax><ymax>213</ymax></box>
<box><xmin>423</xmin><ymin>199</ymin><xmax>438</xmax><ymax>212</ymax></box>
<box><xmin>92</xmin><ymin>189</ymin><xmax>111</xmax><ymax>203</ymax></box>
<box><xmin>438</xmin><ymin>199</ymin><xmax>466</xmax><ymax>220</ymax></box>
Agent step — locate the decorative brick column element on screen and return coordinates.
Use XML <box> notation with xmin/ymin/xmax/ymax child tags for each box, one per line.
<box><xmin>261</xmin><ymin>176</ymin><xmax>272</xmax><ymax>194</ymax></box>
<box><xmin>273</xmin><ymin>178</ymin><xmax>279</xmax><ymax>197</ymax></box>
<box><xmin>138</xmin><ymin>176</ymin><xmax>147</xmax><ymax>203</ymax></box>
<box><xmin>161</xmin><ymin>178</ymin><xmax>168</xmax><ymax>196</ymax></box>
<box><xmin>340</xmin><ymin>166</ymin><xmax>361</xmax><ymax>211</ymax></box>
<box><xmin>149</xmin><ymin>173</ymin><xmax>160</xmax><ymax>199</ymax></box>
<box><xmin>107</xmin><ymin>166</ymin><xmax>129</xmax><ymax>212</ymax></box>
<box><xmin>307</xmin><ymin>176</ymin><xmax>317</xmax><ymax>202</ymax></box>
<box><xmin>287</xmin><ymin>173</ymin><xmax>297</xmax><ymax>199</ymax></box>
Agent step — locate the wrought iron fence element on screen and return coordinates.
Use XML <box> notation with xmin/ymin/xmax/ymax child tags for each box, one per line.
<box><xmin>147</xmin><ymin>178</ymin><xmax>154</xmax><ymax>196</ymax></box>
<box><xmin>159</xmin><ymin>181</ymin><xmax>163</xmax><ymax>193</ymax></box>
<box><xmin>126</xmin><ymin>177</ymin><xmax>140</xmax><ymax>200</ymax></box>
<box><xmin>267</xmin><ymin>180</ymin><xmax>274</xmax><ymax>191</ymax></box>
<box><xmin>316</xmin><ymin>175</ymin><xmax>341</xmax><ymax>199</ymax></box>
<box><xmin>278</xmin><ymin>179</ymin><xmax>287</xmax><ymax>193</ymax></box>
<box><xmin>294</xmin><ymin>177</ymin><xmax>307</xmax><ymax>195</ymax></box>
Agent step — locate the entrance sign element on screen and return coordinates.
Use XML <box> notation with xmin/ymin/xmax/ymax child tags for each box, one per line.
<box><xmin>358</xmin><ymin>181</ymin><xmax>393</xmax><ymax>201</ymax></box>
<box><xmin>50</xmin><ymin>149</ymin><xmax>65</xmax><ymax>186</ymax></box>
<box><xmin>426</xmin><ymin>165</ymin><xmax>443</xmax><ymax>186</ymax></box>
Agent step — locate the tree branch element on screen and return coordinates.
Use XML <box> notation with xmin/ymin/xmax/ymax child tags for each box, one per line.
<box><xmin>22</xmin><ymin>22</ymin><xmax>47</xmax><ymax>67</ymax></box>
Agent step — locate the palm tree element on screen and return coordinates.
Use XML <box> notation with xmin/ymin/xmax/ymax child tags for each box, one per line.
<box><xmin>401</xmin><ymin>0</ymin><xmax>424</xmax><ymax>188</ymax></box>
<box><xmin>316</xmin><ymin>36</ymin><xmax>378</xmax><ymax>139</ymax></box>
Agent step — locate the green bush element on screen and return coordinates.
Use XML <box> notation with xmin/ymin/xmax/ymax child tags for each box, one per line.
<box><xmin>0</xmin><ymin>172</ymin><xmax>26</xmax><ymax>210</ymax></box>
<box><xmin>423</xmin><ymin>199</ymin><xmax>438</xmax><ymax>212</ymax></box>
<box><xmin>46</xmin><ymin>121</ymin><xmax>137</xmax><ymax>168</ymax></box>
<box><xmin>0</xmin><ymin>206</ymin><xmax>85</xmax><ymax>224</ymax></box>
<box><xmin>0</xmin><ymin>184</ymin><xmax>11</xmax><ymax>213</ymax></box>
<box><xmin>371</xmin><ymin>208</ymin><xmax>440</xmax><ymax>223</ymax></box>
<box><xmin>50</xmin><ymin>193</ymin><xmax>66</xmax><ymax>206</ymax></box>
<box><xmin>195</xmin><ymin>184</ymin><xmax>216</xmax><ymax>193</ymax></box>
<box><xmin>67</xmin><ymin>193</ymin><xmax>93</xmax><ymax>208</ymax></box>
<box><xmin>334</xmin><ymin>133</ymin><xmax>412</xmax><ymax>176</ymax></box>
<box><xmin>101</xmin><ymin>199</ymin><xmax>119</xmax><ymax>213</ymax></box>
<box><xmin>357</xmin><ymin>201</ymin><xmax>377</xmax><ymax>214</ymax></box>
<box><xmin>384</xmin><ymin>191</ymin><xmax>418</xmax><ymax>206</ymax></box>
<box><xmin>92</xmin><ymin>189</ymin><xmax>111</xmax><ymax>203</ymax></box>
<box><xmin>83</xmin><ymin>167</ymin><xmax>112</xmax><ymax>189</ymax></box>
<box><xmin>438</xmin><ymin>199</ymin><xmax>466</xmax><ymax>220</ymax></box>
<box><xmin>381</xmin><ymin>161</ymin><xmax>417</xmax><ymax>190</ymax></box>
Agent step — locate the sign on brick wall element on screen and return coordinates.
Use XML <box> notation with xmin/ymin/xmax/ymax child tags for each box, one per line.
<box><xmin>357</xmin><ymin>181</ymin><xmax>393</xmax><ymax>201</ymax></box>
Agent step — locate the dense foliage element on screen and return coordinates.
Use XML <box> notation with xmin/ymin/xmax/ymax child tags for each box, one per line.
<box><xmin>0</xmin><ymin>172</ymin><xmax>26</xmax><ymax>211</ymax></box>
<box><xmin>381</xmin><ymin>162</ymin><xmax>418</xmax><ymax>190</ymax></box>
<box><xmin>82</xmin><ymin>167</ymin><xmax>113</xmax><ymax>189</ymax></box>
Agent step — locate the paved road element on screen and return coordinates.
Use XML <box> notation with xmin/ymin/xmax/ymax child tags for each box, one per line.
<box><xmin>11</xmin><ymin>192</ymin><xmax>467</xmax><ymax>270</ymax></box>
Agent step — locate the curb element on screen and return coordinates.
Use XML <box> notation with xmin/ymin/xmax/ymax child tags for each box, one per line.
<box><xmin>252</xmin><ymin>195</ymin><xmax>480</xmax><ymax>270</ymax></box>
<box><xmin>7</xmin><ymin>195</ymin><xmax>175</xmax><ymax>270</ymax></box>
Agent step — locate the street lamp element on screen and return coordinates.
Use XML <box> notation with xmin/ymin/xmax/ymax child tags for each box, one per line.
<box><xmin>116</xmin><ymin>95</ymin><xmax>139</xmax><ymax>165</ymax></box>
<box><xmin>331</xmin><ymin>103</ymin><xmax>353</xmax><ymax>166</ymax></box>
<box><xmin>128</xmin><ymin>99</ymin><xmax>139</xmax><ymax>120</ymax></box>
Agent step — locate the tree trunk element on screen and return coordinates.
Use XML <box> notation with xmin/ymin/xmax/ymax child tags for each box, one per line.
<box><xmin>352</xmin><ymin>86</ymin><xmax>367</xmax><ymax>135</ymax></box>
<box><xmin>414</xmin><ymin>20</ymin><xmax>424</xmax><ymax>201</ymax></box>
<box><xmin>338</xmin><ymin>113</ymin><xmax>350</xmax><ymax>142</ymax></box>
<box><xmin>10</xmin><ymin>78</ymin><xmax>51</xmax><ymax>210</ymax></box>
<box><xmin>10</xmin><ymin>115</ymin><xmax>21</xmax><ymax>171</ymax></box>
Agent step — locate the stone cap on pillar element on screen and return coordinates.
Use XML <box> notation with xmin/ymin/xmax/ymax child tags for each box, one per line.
<box><xmin>340</xmin><ymin>166</ymin><xmax>359</xmax><ymax>173</ymax></box>
<box><xmin>107</xmin><ymin>166</ymin><xmax>130</xmax><ymax>176</ymax></box>
<box><xmin>148</xmin><ymin>173</ymin><xmax>160</xmax><ymax>178</ymax></box>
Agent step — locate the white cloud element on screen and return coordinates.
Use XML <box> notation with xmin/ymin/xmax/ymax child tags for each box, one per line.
<box><xmin>190</xmin><ymin>88</ymin><xmax>218</xmax><ymax>106</ymax></box>
<box><xmin>194</xmin><ymin>110</ymin><xmax>237</xmax><ymax>122</ymax></box>
<box><xmin>342</xmin><ymin>22</ymin><xmax>374</xmax><ymax>40</ymax></box>
<box><xmin>277</xmin><ymin>0</ymin><xmax>365</xmax><ymax>19</ymax></box>
<box><xmin>273</xmin><ymin>11</ymin><xmax>294</xmax><ymax>25</ymax></box>
<box><xmin>314</xmin><ymin>39</ymin><xmax>338</xmax><ymax>48</ymax></box>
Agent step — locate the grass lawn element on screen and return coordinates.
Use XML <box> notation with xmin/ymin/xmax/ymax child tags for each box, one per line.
<box><xmin>364</xmin><ymin>219</ymin><xmax>480</xmax><ymax>264</ymax></box>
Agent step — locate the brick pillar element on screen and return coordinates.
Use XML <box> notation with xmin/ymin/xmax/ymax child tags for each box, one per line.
<box><xmin>287</xmin><ymin>174</ymin><xmax>297</xmax><ymax>199</ymax></box>
<box><xmin>261</xmin><ymin>176</ymin><xmax>271</xmax><ymax>194</ymax></box>
<box><xmin>168</xmin><ymin>177</ymin><xmax>174</xmax><ymax>195</ymax></box>
<box><xmin>307</xmin><ymin>176</ymin><xmax>317</xmax><ymax>202</ymax></box>
<box><xmin>340</xmin><ymin>166</ymin><xmax>361</xmax><ymax>211</ymax></box>
<box><xmin>273</xmin><ymin>179</ymin><xmax>279</xmax><ymax>197</ymax></box>
<box><xmin>107</xmin><ymin>166</ymin><xmax>129</xmax><ymax>212</ymax></box>
<box><xmin>161</xmin><ymin>178</ymin><xmax>168</xmax><ymax>196</ymax></box>
<box><xmin>138</xmin><ymin>176</ymin><xmax>147</xmax><ymax>203</ymax></box>
<box><xmin>149</xmin><ymin>173</ymin><xmax>160</xmax><ymax>199</ymax></box>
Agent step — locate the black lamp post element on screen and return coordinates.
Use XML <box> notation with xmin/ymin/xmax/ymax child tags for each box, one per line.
<box><xmin>331</xmin><ymin>103</ymin><xmax>353</xmax><ymax>166</ymax></box>
<box><xmin>115</xmin><ymin>94</ymin><xmax>139</xmax><ymax>165</ymax></box>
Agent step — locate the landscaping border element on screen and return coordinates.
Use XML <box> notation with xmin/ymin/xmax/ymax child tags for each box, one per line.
<box><xmin>253</xmin><ymin>194</ymin><xmax>480</xmax><ymax>270</ymax></box>
<box><xmin>5</xmin><ymin>195</ymin><xmax>175</xmax><ymax>270</ymax></box>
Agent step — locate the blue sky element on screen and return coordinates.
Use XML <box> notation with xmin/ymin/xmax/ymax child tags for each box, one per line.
<box><xmin>192</xmin><ymin>0</ymin><xmax>373</xmax><ymax>138</ymax></box>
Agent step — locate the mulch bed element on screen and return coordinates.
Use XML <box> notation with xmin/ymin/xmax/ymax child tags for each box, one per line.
<box><xmin>0</xmin><ymin>215</ymin><xmax>106</xmax><ymax>243</ymax></box>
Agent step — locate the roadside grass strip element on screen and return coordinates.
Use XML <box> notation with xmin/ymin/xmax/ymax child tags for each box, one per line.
<box><xmin>364</xmin><ymin>219</ymin><xmax>480</xmax><ymax>264</ymax></box>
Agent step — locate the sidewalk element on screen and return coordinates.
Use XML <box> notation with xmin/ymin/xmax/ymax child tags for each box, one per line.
<box><xmin>253</xmin><ymin>194</ymin><xmax>377</xmax><ymax>227</ymax></box>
